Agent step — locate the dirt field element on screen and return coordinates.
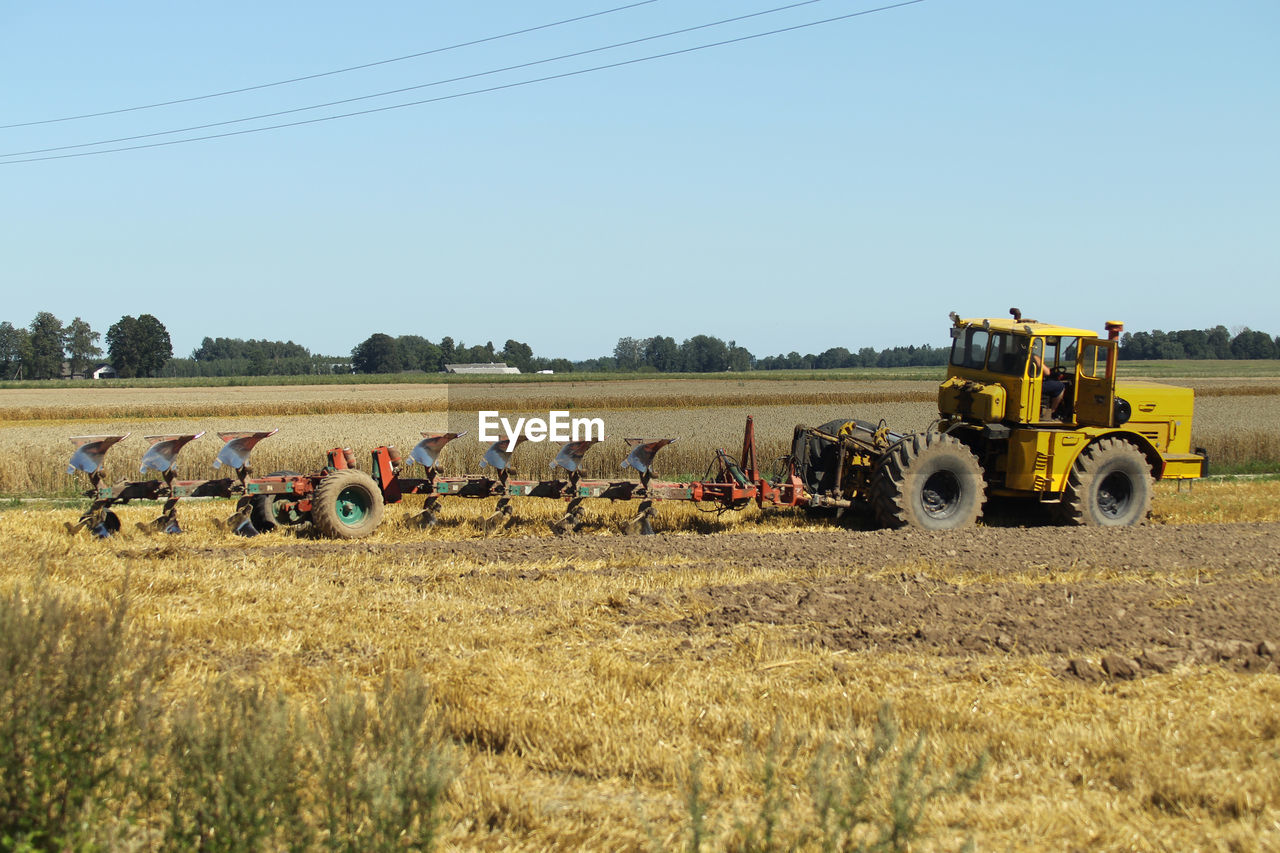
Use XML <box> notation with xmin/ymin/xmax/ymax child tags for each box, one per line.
<box><xmin>185</xmin><ymin>521</ymin><xmax>1279</xmax><ymax>682</ymax></box>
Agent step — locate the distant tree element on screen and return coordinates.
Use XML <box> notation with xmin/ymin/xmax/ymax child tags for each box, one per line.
<box><xmin>814</xmin><ymin>347</ymin><xmax>852</xmax><ymax>370</ymax></box>
<box><xmin>500</xmin><ymin>339</ymin><xmax>534</xmax><ymax>373</ymax></box>
<box><xmin>1174</xmin><ymin>329</ymin><xmax>1209</xmax><ymax>359</ymax></box>
<box><xmin>1231</xmin><ymin>328</ymin><xmax>1276</xmax><ymax>359</ymax></box>
<box><xmin>642</xmin><ymin>336</ymin><xmax>680</xmax><ymax>372</ymax></box>
<box><xmin>0</xmin><ymin>322</ymin><xmax>31</xmax><ymax>379</ymax></box>
<box><xmin>1206</xmin><ymin>325</ymin><xmax>1232</xmax><ymax>359</ymax></box>
<box><xmin>107</xmin><ymin>314</ymin><xmax>172</xmax><ymax>378</ymax></box>
<box><xmin>678</xmin><ymin>335</ymin><xmax>729</xmax><ymax>372</ymax></box>
<box><xmin>612</xmin><ymin>337</ymin><xmax>646</xmax><ymax>372</ymax></box>
<box><xmin>135</xmin><ymin>315</ymin><xmax>172</xmax><ymax>376</ymax></box>
<box><xmin>64</xmin><ymin>317</ymin><xmax>102</xmax><ymax>377</ymax></box>
<box><xmin>396</xmin><ymin>335</ymin><xmax>443</xmax><ymax>372</ymax></box>
<box><xmin>785</xmin><ymin>351</ymin><xmax>811</xmax><ymax>370</ymax></box>
<box><xmin>1120</xmin><ymin>331</ymin><xmax>1153</xmax><ymax>360</ymax></box>
<box><xmin>192</xmin><ymin>337</ymin><xmax>309</xmax><ymax>363</ymax></box>
<box><xmin>727</xmin><ymin>340</ymin><xmax>753</xmax><ymax>372</ymax></box>
<box><xmin>439</xmin><ymin>336</ymin><xmax>456</xmax><ymax>364</ymax></box>
<box><xmin>351</xmin><ymin>333</ymin><xmax>402</xmax><ymax>373</ymax></box>
<box><xmin>26</xmin><ymin>311</ymin><xmax>65</xmax><ymax>379</ymax></box>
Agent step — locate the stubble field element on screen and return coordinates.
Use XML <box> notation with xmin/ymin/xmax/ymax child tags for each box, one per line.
<box><xmin>2</xmin><ymin>371</ymin><xmax>1280</xmax><ymax>850</ymax></box>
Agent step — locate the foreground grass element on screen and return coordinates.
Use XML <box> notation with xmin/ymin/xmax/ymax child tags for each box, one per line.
<box><xmin>2</xmin><ymin>491</ymin><xmax>1278</xmax><ymax>850</ymax></box>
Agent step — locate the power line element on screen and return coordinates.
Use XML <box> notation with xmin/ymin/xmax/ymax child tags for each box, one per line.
<box><xmin>1</xmin><ymin>0</ymin><xmax>843</xmax><ymax>159</ymax></box>
<box><xmin>0</xmin><ymin>0</ymin><xmax>660</xmax><ymax>130</ymax></box>
<box><xmin>1</xmin><ymin>0</ymin><xmax>926</xmax><ymax>165</ymax></box>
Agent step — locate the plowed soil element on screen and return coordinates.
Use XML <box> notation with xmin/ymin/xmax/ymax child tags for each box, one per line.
<box><xmin>184</xmin><ymin>521</ymin><xmax>1280</xmax><ymax>680</ymax></box>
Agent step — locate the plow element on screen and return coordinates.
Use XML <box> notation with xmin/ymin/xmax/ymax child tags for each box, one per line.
<box><xmin>64</xmin><ymin>417</ymin><xmax>826</xmax><ymax>540</ymax></box>
<box><xmin>62</xmin><ymin>311</ymin><xmax>1209</xmax><ymax>540</ymax></box>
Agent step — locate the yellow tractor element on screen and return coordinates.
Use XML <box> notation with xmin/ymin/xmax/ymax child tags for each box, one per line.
<box><xmin>797</xmin><ymin>309</ymin><xmax>1207</xmax><ymax>529</ymax></box>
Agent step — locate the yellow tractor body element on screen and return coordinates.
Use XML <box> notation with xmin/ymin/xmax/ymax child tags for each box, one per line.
<box><xmin>938</xmin><ymin>311</ymin><xmax>1206</xmax><ymax>506</ymax></box>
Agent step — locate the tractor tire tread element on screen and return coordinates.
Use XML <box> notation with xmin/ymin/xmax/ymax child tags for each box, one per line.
<box><xmin>870</xmin><ymin>430</ymin><xmax>985</xmax><ymax>531</ymax></box>
<box><xmin>1057</xmin><ymin>438</ymin><xmax>1152</xmax><ymax>527</ymax></box>
<box><xmin>312</xmin><ymin>469</ymin><xmax>384</xmax><ymax>540</ymax></box>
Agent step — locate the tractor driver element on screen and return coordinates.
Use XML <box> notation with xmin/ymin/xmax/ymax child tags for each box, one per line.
<box><xmin>1032</xmin><ymin>350</ymin><xmax>1066</xmax><ymax>418</ymax></box>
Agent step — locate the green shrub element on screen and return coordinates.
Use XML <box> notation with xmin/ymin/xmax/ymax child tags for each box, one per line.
<box><xmin>0</xmin><ymin>582</ymin><xmax>454</xmax><ymax>851</ymax></box>
<box><xmin>0</xmin><ymin>580</ymin><xmax>165</xmax><ymax>851</ymax></box>
<box><xmin>164</xmin><ymin>684</ymin><xmax>309</xmax><ymax>852</ymax></box>
<box><xmin>680</xmin><ymin>704</ymin><xmax>987</xmax><ymax>853</ymax></box>
<box><xmin>312</xmin><ymin>674</ymin><xmax>453</xmax><ymax>852</ymax></box>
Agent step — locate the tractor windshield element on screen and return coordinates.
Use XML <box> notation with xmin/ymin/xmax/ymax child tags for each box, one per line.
<box><xmin>987</xmin><ymin>333</ymin><xmax>1028</xmax><ymax>376</ymax></box>
<box><xmin>949</xmin><ymin>327</ymin><xmax>990</xmax><ymax>370</ymax></box>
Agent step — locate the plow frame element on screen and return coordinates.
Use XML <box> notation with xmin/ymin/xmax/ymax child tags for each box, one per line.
<box><xmin>64</xmin><ymin>416</ymin><xmax>817</xmax><ymax>539</ymax></box>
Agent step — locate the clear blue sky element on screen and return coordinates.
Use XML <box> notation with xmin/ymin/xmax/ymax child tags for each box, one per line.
<box><xmin>2</xmin><ymin>0</ymin><xmax>1277</xmax><ymax>362</ymax></box>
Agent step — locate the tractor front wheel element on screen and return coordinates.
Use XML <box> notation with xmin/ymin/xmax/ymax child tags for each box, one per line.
<box><xmin>311</xmin><ymin>469</ymin><xmax>385</xmax><ymax>539</ymax></box>
<box><xmin>871</xmin><ymin>431</ymin><xmax>985</xmax><ymax>530</ymax></box>
<box><xmin>1058</xmin><ymin>438</ymin><xmax>1152</xmax><ymax>527</ymax></box>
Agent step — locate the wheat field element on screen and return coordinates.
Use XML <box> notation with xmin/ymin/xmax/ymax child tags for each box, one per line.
<box><xmin>3</xmin><ymin>376</ymin><xmax>1278</xmax><ymax>496</ymax></box>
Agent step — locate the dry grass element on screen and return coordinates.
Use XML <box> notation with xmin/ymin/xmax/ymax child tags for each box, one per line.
<box><xmin>1</xmin><ymin>499</ymin><xmax>1277</xmax><ymax>850</ymax></box>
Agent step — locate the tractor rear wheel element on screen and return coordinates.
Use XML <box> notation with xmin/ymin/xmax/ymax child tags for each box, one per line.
<box><xmin>1057</xmin><ymin>438</ymin><xmax>1152</xmax><ymax>527</ymax></box>
<box><xmin>871</xmin><ymin>431</ymin><xmax>985</xmax><ymax>530</ymax></box>
<box><xmin>311</xmin><ymin>469</ymin><xmax>384</xmax><ymax>539</ymax></box>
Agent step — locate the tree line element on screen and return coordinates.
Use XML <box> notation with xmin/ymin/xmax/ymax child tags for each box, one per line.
<box><xmin>346</xmin><ymin>331</ymin><xmax>948</xmax><ymax>373</ymax></box>
<box><xmin>5</xmin><ymin>311</ymin><xmax>1280</xmax><ymax>381</ymax></box>
<box><xmin>1118</xmin><ymin>326</ymin><xmax>1280</xmax><ymax>360</ymax></box>
<box><xmin>0</xmin><ymin>313</ymin><xmax>172</xmax><ymax>380</ymax></box>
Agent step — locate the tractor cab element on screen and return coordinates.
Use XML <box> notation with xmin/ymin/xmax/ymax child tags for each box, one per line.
<box><xmin>938</xmin><ymin>309</ymin><xmax>1121</xmax><ymax>429</ymax></box>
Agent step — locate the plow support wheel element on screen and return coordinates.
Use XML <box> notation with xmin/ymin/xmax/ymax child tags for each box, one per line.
<box><xmin>312</xmin><ymin>469</ymin><xmax>384</xmax><ymax>539</ymax></box>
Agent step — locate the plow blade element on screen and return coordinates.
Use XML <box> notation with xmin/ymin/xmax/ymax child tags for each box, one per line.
<box><xmin>213</xmin><ymin>429</ymin><xmax>279</xmax><ymax>470</ymax></box>
<box><xmin>624</xmin><ymin>501</ymin><xmax>657</xmax><ymax>536</ymax></box>
<box><xmin>408</xmin><ymin>432</ymin><xmax>465</xmax><ymax>469</ymax></box>
<box><xmin>550</xmin><ymin>497</ymin><xmax>586</xmax><ymax>535</ymax></box>
<box><xmin>224</xmin><ymin>498</ymin><xmax>260</xmax><ymax>537</ymax></box>
<box><xmin>140</xmin><ymin>432</ymin><xmax>206</xmax><ymax>474</ymax></box>
<box><xmin>621</xmin><ymin>438</ymin><xmax>676</xmax><ymax>475</ymax></box>
<box><xmin>138</xmin><ymin>503</ymin><xmax>183</xmax><ymax>535</ymax></box>
<box><xmin>480</xmin><ymin>437</ymin><xmax>526</xmax><ymax>472</ymax></box>
<box><xmin>551</xmin><ymin>440</ymin><xmax>599</xmax><ymax>474</ymax></box>
<box><xmin>90</xmin><ymin>510</ymin><xmax>122</xmax><ymax>539</ymax></box>
<box><xmin>412</xmin><ymin>496</ymin><xmax>442</xmax><ymax>528</ymax></box>
<box><xmin>483</xmin><ymin>498</ymin><xmax>514</xmax><ymax>536</ymax></box>
<box><xmin>67</xmin><ymin>434</ymin><xmax>131</xmax><ymax>475</ymax></box>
